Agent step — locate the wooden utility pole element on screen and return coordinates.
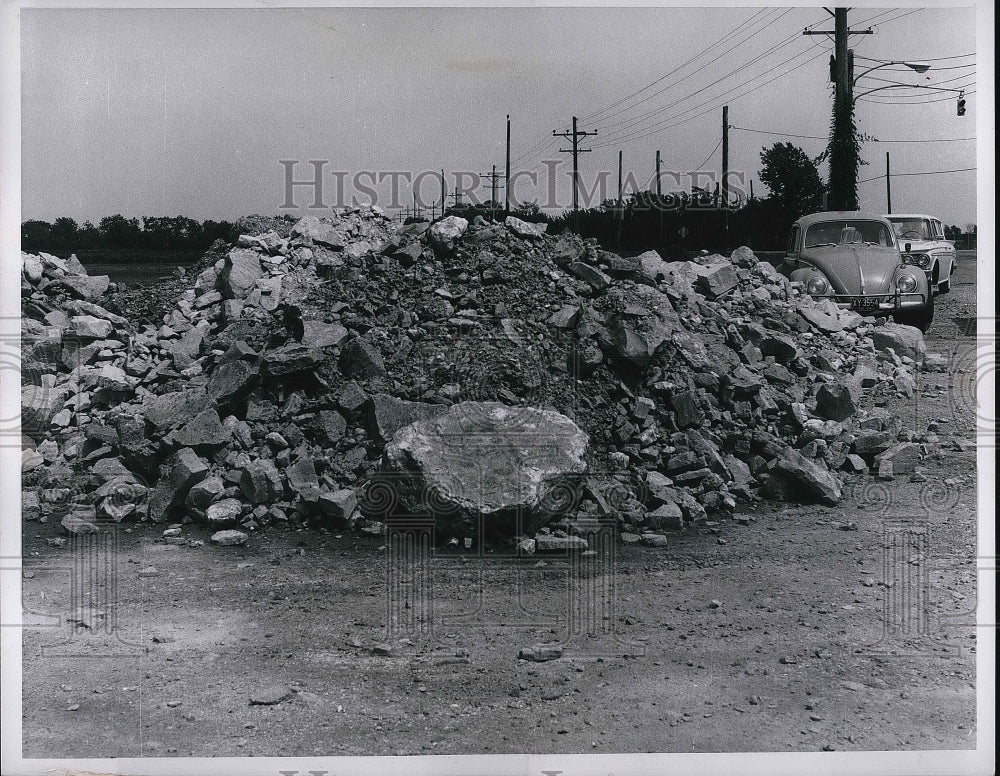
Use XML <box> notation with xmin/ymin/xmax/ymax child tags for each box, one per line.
<box><xmin>449</xmin><ymin>186</ymin><xmax>464</xmax><ymax>208</ymax></box>
<box><xmin>805</xmin><ymin>8</ymin><xmax>873</xmax><ymax>210</ymax></box>
<box><xmin>617</xmin><ymin>150</ymin><xmax>624</xmax><ymax>249</ymax></box>
<box><xmin>480</xmin><ymin>165</ymin><xmax>505</xmax><ymax>221</ymax></box>
<box><xmin>505</xmin><ymin>114</ymin><xmax>512</xmax><ymax>216</ymax></box>
<box><xmin>554</xmin><ymin>116</ymin><xmax>597</xmax><ymax>229</ymax></box>
<box><xmin>656</xmin><ymin>149</ymin><xmax>663</xmax><ymax>243</ymax></box>
<box><xmin>440</xmin><ymin>170</ymin><xmax>446</xmax><ymax>215</ymax></box>
<box><xmin>885</xmin><ymin>152</ymin><xmax>892</xmax><ymax>214</ymax></box>
<box><xmin>722</xmin><ymin>105</ymin><xmax>729</xmax><ymax>249</ymax></box>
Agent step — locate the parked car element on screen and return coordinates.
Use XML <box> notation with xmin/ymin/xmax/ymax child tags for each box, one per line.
<box><xmin>884</xmin><ymin>213</ymin><xmax>957</xmax><ymax>294</ymax></box>
<box><xmin>779</xmin><ymin>212</ymin><xmax>933</xmax><ymax>332</ymax></box>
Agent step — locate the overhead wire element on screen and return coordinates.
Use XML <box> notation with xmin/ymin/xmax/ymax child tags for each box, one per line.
<box><xmin>859</xmin><ymin>167</ymin><xmax>976</xmax><ymax>183</ymax></box>
<box><xmin>580</xmin><ymin>6</ymin><xmax>777</xmax><ymax>123</ymax></box>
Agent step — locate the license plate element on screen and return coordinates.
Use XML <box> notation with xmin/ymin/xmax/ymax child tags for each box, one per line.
<box><xmin>853</xmin><ymin>296</ymin><xmax>879</xmax><ymax>311</ymax></box>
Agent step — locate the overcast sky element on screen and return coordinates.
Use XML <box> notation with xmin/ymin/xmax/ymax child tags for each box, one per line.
<box><xmin>20</xmin><ymin>4</ymin><xmax>978</xmax><ymax>227</ymax></box>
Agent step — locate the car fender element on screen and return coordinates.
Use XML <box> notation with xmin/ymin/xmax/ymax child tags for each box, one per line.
<box><xmin>789</xmin><ymin>266</ymin><xmax>834</xmax><ymax>296</ymax></box>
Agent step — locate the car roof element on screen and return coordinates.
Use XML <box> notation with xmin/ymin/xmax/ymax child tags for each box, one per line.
<box><xmin>883</xmin><ymin>214</ymin><xmax>939</xmax><ymax>220</ymax></box>
<box><xmin>794</xmin><ymin>211</ymin><xmax>893</xmax><ymax>228</ymax></box>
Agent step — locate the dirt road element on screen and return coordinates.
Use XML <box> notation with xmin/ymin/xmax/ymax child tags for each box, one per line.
<box><xmin>21</xmin><ymin>252</ymin><xmax>980</xmax><ymax>757</ymax></box>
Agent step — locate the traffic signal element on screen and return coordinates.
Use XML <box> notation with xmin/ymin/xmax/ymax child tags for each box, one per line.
<box><xmin>957</xmin><ymin>93</ymin><xmax>966</xmax><ymax>116</ymax></box>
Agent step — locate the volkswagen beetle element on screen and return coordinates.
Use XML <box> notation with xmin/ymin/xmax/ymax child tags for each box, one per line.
<box><xmin>779</xmin><ymin>212</ymin><xmax>933</xmax><ymax>332</ymax></box>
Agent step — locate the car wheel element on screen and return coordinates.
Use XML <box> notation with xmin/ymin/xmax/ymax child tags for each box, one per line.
<box><xmin>894</xmin><ymin>302</ymin><xmax>934</xmax><ymax>333</ymax></box>
<box><xmin>938</xmin><ymin>265</ymin><xmax>954</xmax><ymax>294</ymax></box>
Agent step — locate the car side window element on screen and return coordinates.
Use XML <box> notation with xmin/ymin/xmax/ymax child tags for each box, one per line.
<box><xmin>787</xmin><ymin>226</ymin><xmax>800</xmax><ymax>256</ymax></box>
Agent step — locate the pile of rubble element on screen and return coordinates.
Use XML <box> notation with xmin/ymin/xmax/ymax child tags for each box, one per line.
<box><xmin>21</xmin><ymin>208</ymin><xmax>934</xmax><ymax>548</ymax></box>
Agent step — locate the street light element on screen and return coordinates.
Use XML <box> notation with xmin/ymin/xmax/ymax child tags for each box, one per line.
<box><xmin>853</xmin><ymin>59</ymin><xmax>931</xmax><ymax>86</ymax></box>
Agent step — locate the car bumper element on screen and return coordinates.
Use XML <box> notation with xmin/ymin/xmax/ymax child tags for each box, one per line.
<box><xmin>828</xmin><ymin>291</ymin><xmax>929</xmax><ymax>313</ymax></box>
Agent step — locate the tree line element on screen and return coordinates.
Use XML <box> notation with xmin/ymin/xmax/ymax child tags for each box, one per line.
<box><xmin>21</xmin><ymin>215</ymin><xmax>237</xmax><ymax>257</ymax></box>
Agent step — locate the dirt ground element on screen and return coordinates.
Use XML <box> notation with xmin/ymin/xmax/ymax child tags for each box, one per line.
<box><xmin>20</xmin><ymin>252</ymin><xmax>981</xmax><ymax>757</ymax></box>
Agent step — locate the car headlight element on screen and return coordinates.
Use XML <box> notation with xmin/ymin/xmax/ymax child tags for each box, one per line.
<box><xmin>905</xmin><ymin>252</ymin><xmax>930</xmax><ymax>268</ymax></box>
<box><xmin>896</xmin><ymin>273</ymin><xmax>918</xmax><ymax>293</ymax></box>
<box><xmin>806</xmin><ymin>276</ymin><xmax>829</xmax><ymax>295</ymax></box>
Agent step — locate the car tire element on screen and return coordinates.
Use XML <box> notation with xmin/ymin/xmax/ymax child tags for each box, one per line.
<box><xmin>938</xmin><ymin>267</ymin><xmax>953</xmax><ymax>294</ymax></box>
<box><xmin>894</xmin><ymin>302</ymin><xmax>934</xmax><ymax>333</ymax></box>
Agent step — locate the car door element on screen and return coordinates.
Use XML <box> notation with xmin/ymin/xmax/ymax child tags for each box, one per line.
<box><xmin>780</xmin><ymin>224</ymin><xmax>801</xmax><ymax>274</ymax></box>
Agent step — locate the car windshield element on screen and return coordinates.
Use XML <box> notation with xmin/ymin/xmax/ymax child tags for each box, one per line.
<box><xmin>888</xmin><ymin>219</ymin><xmax>932</xmax><ymax>240</ymax></box>
<box><xmin>803</xmin><ymin>220</ymin><xmax>895</xmax><ymax>248</ymax></box>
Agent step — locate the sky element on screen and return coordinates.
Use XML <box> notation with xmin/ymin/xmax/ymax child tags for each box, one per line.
<box><xmin>18</xmin><ymin>4</ymin><xmax>980</xmax><ymax>228</ymax></box>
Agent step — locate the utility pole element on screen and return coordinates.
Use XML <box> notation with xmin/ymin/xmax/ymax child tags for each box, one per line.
<box><xmin>656</xmin><ymin>149</ymin><xmax>663</xmax><ymax>243</ymax></box>
<box><xmin>617</xmin><ymin>150</ymin><xmax>624</xmax><ymax>249</ymax></box>
<box><xmin>440</xmin><ymin>170</ymin><xmax>446</xmax><ymax>216</ymax></box>
<box><xmin>722</xmin><ymin>105</ymin><xmax>729</xmax><ymax>249</ymax></box>
<box><xmin>885</xmin><ymin>152</ymin><xmax>891</xmax><ymax>214</ymax></box>
<box><xmin>805</xmin><ymin>8</ymin><xmax>873</xmax><ymax>211</ymax></box>
<box><xmin>480</xmin><ymin>165</ymin><xmax>505</xmax><ymax>222</ymax></box>
<box><xmin>553</xmin><ymin>116</ymin><xmax>597</xmax><ymax>230</ymax></box>
<box><xmin>449</xmin><ymin>186</ymin><xmax>464</xmax><ymax>208</ymax></box>
<box><xmin>505</xmin><ymin>114</ymin><xmax>512</xmax><ymax>216</ymax></box>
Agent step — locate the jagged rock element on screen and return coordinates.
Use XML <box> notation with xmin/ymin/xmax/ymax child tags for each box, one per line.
<box><xmin>636</xmin><ymin>250</ymin><xmax>671</xmax><ymax>284</ymax></box>
<box><xmin>292</xmin><ymin>216</ymin><xmax>348</xmax><ymax>249</ymax></box>
<box><xmin>770</xmin><ymin>448</ymin><xmax>842</xmax><ymax>505</ymax></box>
<box><xmin>22</xmin><ymin>253</ymin><xmax>43</xmax><ymax>283</ymax></box>
<box><xmin>317</xmin><ymin>409</ymin><xmax>348</xmax><ymax>444</ymax></box>
<box><xmin>815</xmin><ymin>381</ymin><xmax>860</xmax><ymax>422</ymax></box>
<box><xmin>54</xmin><ymin>274</ymin><xmax>110</xmax><ymax>302</ymax></box>
<box><xmin>148</xmin><ymin>448</ymin><xmax>210</xmax><ymax>522</ymax></box>
<box><xmin>384</xmin><ymin>402</ymin><xmax>588</xmax><ymax>531</ymax></box>
<box><xmin>874</xmin><ymin>442</ymin><xmax>922</xmax><ymax>475</ymax></box>
<box><xmin>286</xmin><ymin>456</ymin><xmax>320</xmax><ymax>502</ymax></box>
<box><xmin>546</xmin><ymin>305</ymin><xmax>582</xmax><ymax>329</ymax></box>
<box><xmin>206</xmin><ymin>360</ymin><xmax>258</xmax><ymax>405</ymax></box>
<box><xmin>185</xmin><ymin>476</ymin><xmax>225</xmax><ymax>516</ymax></box>
<box><xmin>172</xmin><ymin>408</ymin><xmax>232</xmax><ymax>450</ymax></box>
<box><xmin>61</xmin><ymin>508</ymin><xmax>100</xmax><ymax>535</ymax></box>
<box><xmin>21</xmin><ymin>385</ymin><xmax>68</xmax><ymax>432</ymax></box>
<box><xmin>730</xmin><ymin>246</ymin><xmax>758</xmax><ymax>269</ymax></box>
<box><xmin>141</xmin><ymin>391</ymin><xmax>213</xmax><ymax>433</ymax></box>
<box><xmin>240</xmin><ymin>459</ymin><xmax>283</xmax><ymax>504</ymax></box>
<box><xmin>694</xmin><ymin>263</ymin><xmax>738</xmax><ymax>298</ymax></box>
<box><xmin>852</xmin><ymin>430</ymin><xmax>894</xmax><ymax>457</ymax></box>
<box><xmin>427</xmin><ymin>216</ymin><xmax>468</xmax><ymax>255</ymax></box>
<box><xmin>505</xmin><ymin>216</ymin><xmax>546</xmax><ymax>240</ymax></box>
<box><xmin>367</xmin><ymin>393</ymin><xmax>447</xmax><ymax>443</ymax></box>
<box><xmin>70</xmin><ymin>315</ymin><xmax>114</xmax><ymax>339</ymax></box>
<box><xmin>535</xmin><ymin>534</ymin><xmax>588</xmax><ymax>551</ymax></box>
<box><xmin>671</xmin><ymin>391</ymin><xmax>702</xmax><ymax>428</ymax></box>
<box><xmin>301</xmin><ymin>319</ymin><xmax>349</xmax><ymax>348</ymax></box>
<box><xmin>567</xmin><ymin>262</ymin><xmax>611</xmax><ymax>291</ymax></box>
<box><xmin>340</xmin><ymin>337</ymin><xmax>385</xmax><ymax>378</ymax></box>
<box><xmin>262</xmin><ymin>344</ymin><xmax>323</xmax><ymax>377</ymax></box>
<box><xmin>647</xmin><ymin>501</ymin><xmax>684</xmax><ymax>530</ymax></box>
<box><xmin>220</xmin><ymin>249</ymin><xmax>264</xmax><ymax>299</ymax></box>
<box><xmin>211</xmin><ymin>529</ymin><xmax>248</xmax><ymax>546</ymax></box>
<box><xmin>318</xmin><ymin>488</ymin><xmax>358</xmax><ymax>521</ymax></box>
<box><xmin>872</xmin><ymin>323</ymin><xmax>925</xmax><ymax>364</ymax></box>
<box><xmin>603</xmin><ymin>283</ymin><xmax>682</xmax><ymax>368</ymax></box>
<box><xmin>206</xmin><ymin>498</ymin><xmax>243</xmax><ymax>525</ymax></box>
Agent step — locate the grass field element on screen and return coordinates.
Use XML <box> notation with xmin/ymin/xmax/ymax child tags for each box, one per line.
<box><xmin>73</xmin><ymin>248</ymin><xmax>202</xmax><ymax>287</ymax></box>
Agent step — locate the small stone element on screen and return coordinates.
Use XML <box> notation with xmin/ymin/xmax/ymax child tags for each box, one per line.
<box><xmin>211</xmin><ymin>529</ymin><xmax>248</xmax><ymax>546</ymax></box>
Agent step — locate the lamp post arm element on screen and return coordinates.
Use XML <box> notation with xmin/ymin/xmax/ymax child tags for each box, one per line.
<box><xmin>853</xmin><ymin>83</ymin><xmax>963</xmax><ymax>101</ymax></box>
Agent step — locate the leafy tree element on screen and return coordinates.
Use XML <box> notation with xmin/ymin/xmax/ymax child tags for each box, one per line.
<box><xmin>99</xmin><ymin>214</ymin><xmax>142</xmax><ymax>248</ymax></box>
<box><xmin>758</xmin><ymin>142</ymin><xmax>826</xmax><ymax>218</ymax></box>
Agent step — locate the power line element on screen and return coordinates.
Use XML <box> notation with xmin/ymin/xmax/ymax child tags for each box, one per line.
<box><xmin>859</xmin><ymin>84</ymin><xmax>976</xmax><ymax>105</ymax></box>
<box><xmin>588</xmin><ymin>42</ymin><xmax>828</xmax><ymax>150</ymax></box>
<box><xmin>859</xmin><ymin>167</ymin><xmax>976</xmax><ymax>184</ymax></box>
<box><xmin>855</xmin><ymin>52</ymin><xmax>975</xmax><ymax>62</ymax></box>
<box><xmin>693</xmin><ymin>137</ymin><xmax>723</xmax><ymax>170</ymax></box>
<box><xmin>590</xmin><ymin>13</ymin><xmax>822</xmax><ymax>136</ymax></box>
<box><xmin>581</xmin><ymin>7</ymin><xmax>778</xmax><ymax>123</ymax></box>
<box><xmin>586</xmin><ymin>8</ymin><xmax>798</xmax><ymax>128</ymax></box>
<box><xmin>731</xmin><ymin>125</ymin><xmax>976</xmax><ymax>143</ymax></box>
